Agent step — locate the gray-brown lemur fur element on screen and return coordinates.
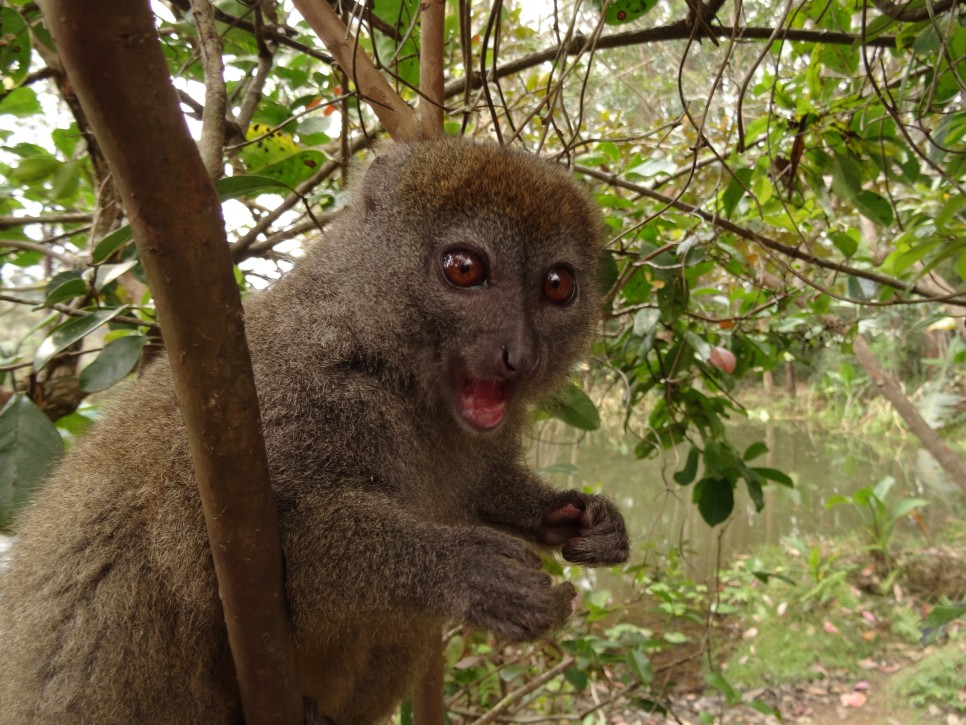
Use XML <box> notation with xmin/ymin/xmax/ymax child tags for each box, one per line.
<box><xmin>0</xmin><ymin>139</ymin><xmax>629</xmax><ymax>724</ymax></box>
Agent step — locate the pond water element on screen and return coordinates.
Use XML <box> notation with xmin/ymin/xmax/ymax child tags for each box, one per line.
<box><xmin>531</xmin><ymin>415</ymin><xmax>961</xmax><ymax>580</ymax></box>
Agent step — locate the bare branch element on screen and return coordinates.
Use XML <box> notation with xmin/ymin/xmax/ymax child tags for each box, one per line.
<box><xmin>234</xmin><ymin>12</ymin><xmax>275</xmax><ymax>132</ymax></box>
<box><xmin>417</xmin><ymin>0</ymin><xmax>445</xmax><ymax>137</ymax></box>
<box><xmin>190</xmin><ymin>0</ymin><xmax>228</xmax><ymax>179</ymax></box>
<box><xmin>0</xmin><ymin>213</ymin><xmax>93</xmax><ymax>230</ymax></box>
<box><xmin>0</xmin><ymin>239</ymin><xmax>75</xmax><ymax>265</ymax></box>
<box><xmin>290</xmin><ymin>0</ymin><xmax>419</xmax><ymax>141</ymax></box>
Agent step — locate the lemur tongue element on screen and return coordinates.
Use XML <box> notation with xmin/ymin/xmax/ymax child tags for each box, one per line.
<box><xmin>458</xmin><ymin>377</ymin><xmax>512</xmax><ymax>430</ymax></box>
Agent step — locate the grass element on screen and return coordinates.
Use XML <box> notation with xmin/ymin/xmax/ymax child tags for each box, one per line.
<box><xmin>893</xmin><ymin>637</ymin><xmax>966</xmax><ymax>714</ymax></box>
<box><xmin>710</xmin><ymin>525</ymin><xmax>966</xmax><ymax>720</ymax></box>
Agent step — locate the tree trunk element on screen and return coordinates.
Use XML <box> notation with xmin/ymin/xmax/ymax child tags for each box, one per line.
<box><xmin>852</xmin><ymin>335</ymin><xmax>966</xmax><ymax>495</ymax></box>
<box><xmin>784</xmin><ymin>360</ymin><xmax>796</xmax><ymax>398</ymax></box>
<box><xmin>41</xmin><ymin>1</ymin><xmax>303</xmax><ymax>721</ymax></box>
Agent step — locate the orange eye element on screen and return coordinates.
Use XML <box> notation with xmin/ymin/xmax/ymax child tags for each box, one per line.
<box><xmin>441</xmin><ymin>250</ymin><xmax>487</xmax><ymax>288</ymax></box>
<box><xmin>543</xmin><ymin>267</ymin><xmax>576</xmax><ymax>305</ymax></box>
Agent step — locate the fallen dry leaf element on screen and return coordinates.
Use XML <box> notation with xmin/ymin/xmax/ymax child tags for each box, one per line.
<box><xmin>840</xmin><ymin>692</ymin><xmax>867</xmax><ymax>708</ymax></box>
<box><xmin>823</xmin><ymin>620</ymin><xmax>841</xmax><ymax>636</ymax></box>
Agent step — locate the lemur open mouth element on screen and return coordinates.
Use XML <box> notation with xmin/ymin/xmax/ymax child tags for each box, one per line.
<box><xmin>456</xmin><ymin>374</ymin><xmax>513</xmax><ymax>430</ymax></box>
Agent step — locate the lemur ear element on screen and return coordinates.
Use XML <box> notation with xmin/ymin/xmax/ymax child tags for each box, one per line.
<box><xmin>357</xmin><ymin>143</ymin><xmax>414</xmax><ymax>216</ymax></box>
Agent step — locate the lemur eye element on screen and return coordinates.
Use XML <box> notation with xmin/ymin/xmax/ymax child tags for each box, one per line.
<box><xmin>543</xmin><ymin>266</ymin><xmax>576</xmax><ymax>305</ymax></box>
<box><xmin>441</xmin><ymin>249</ymin><xmax>487</xmax><ymax>288</ymax></box>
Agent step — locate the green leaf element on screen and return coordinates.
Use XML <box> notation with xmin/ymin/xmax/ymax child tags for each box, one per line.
<box><xmin>743</xmin><ymin>441</ymin><xmax>768</xmax><ymax>461</ymax></box>
<box><xmin>44</xmin><ymin>271</ymin><xmax>88</xmax><ymax>306</ymax></box>
<box><xmin>398</xmin><ymin>697</ymin><xmax>413</xmax><ymax>725</ymax></box>
<box><xmin>0</xmin><ymin>395</ymin><xmax>63</xmax><ymax>529</ymax></box>
<box><xmin>684</xmin><ymin>331</ymin><xmax>710</xmax><ymax>361</ymax></box>
<box><xmin>890</xmin><ymin>498</ymin><xmax>929</xmax><ymax>519</ymax></box>
<box><xmin>87</xmin><ymin>260</ymin><xmax>138</xmax><ymax>291</ymax></box>
<box><xmin>745</xmin><ymin>472</ymin><xmax>765</xmax><ymax>511</ymax></box>
<box><xmin>33</xmin><ymin>307</ymin><xmax>129</xmax><ymax>371</ymax></box>
<box><xmin>854</xmin><ymin>189</ymin><xmax>894</xmax><ymax>226</ymax></box>
<box><xmin>825</xmin><ymin>494</ymin><xmax>850</xmax><ymax>509</ymax></box>
<box><xmin>564</xmin><ymin>666</ymin><xmax>589</xmax><ymax>691</ymax></box>
<box><xmin>829</xmin><ymin>230</ymin><xmax>858</xmax><ymax>257</ymax></box>
<box><xmin>694</xmin><ymin>477</ymin><xmax>734</xmax><ymax>527</ymax></box>
<box><xmin>371</xmin><ymin>0</ymin><xmax>421</xmax><ymax>88</ymax></box>
<box><xmin>673</xmin><ymin>445</ymin><xmax>700</xmax><ymax>485</ymax></box>
<box><xmin>216</xmin><ymin>174</ymin><xmax>297</xmax><ymax>200</ymax></box>
<box><xmin>752</xmin><ymin>467</ymin><xmax>794</xmax><ymax>487</ymax></box>
<box><xmin>78</xmin><ymin>335</ymin><xmax>147</xmax><ymax>393</ymax></box>
<box><xmin>721</xmin><ymin>168</ymin><xmax>754</xmax><ymax>217</ymax></box>
<box><xmin>541</xmin><ymin>385</ymin><xmax>601</xmax><ymax>431</ymax></box>
<box><xmin>830</xmin><ymin>153</ymin><xmax>862</xmax><ymax>202</ymax></box>
<box><xmin>658</xmin><ymin>275</ymin><xmax>689</xmax><ymax>323</ymax></box>
<box><xmin>239</xmin><ymin>124</ymin><xmax>327</xmax><ymax>186</ymax></box>
<box><xmin>872</xmin><ymin>475</ymin><xmax>895</xmax><ymax>501</ymax></box>
<box><xmin>748</xmin><ymin>700</ymin><xmax>782</xmax><ymax>719</ymax></box>
<box><xmin>633</xmin><ymin>307</ymin><xmax>660</xmax><ymax>335</ymax></box>
<box><xmin>921</xmin><ymin>603</ymin><xmax>966</xmax><ymax>629</ymax></box>
<box><xmin>91</xmin><ymin>226</ymin><xmax>134</xmax><ymax>264</ymax></box>
<box><xmin>594</xmin><ymin>0</ymin><xmax>660</xmax><ymax>25</ymax></box>
<box><xmin>0</xmin><ymin>86</ymin><xmax>40</xmax><ymax>116</ymax></box>
<box><xmin>9</xmin><ymin>156</ymin><xmax>60</xmax><ymax>184</ymax></box>
<box><xmin>626</xmin><ymin>649</ymin><xmax>653</xmax><ymax>685</ymax></box>
<box><xmin>0</xmin><ymin>7</ymin><xmax>31</xmax><ymax>86</ymax></box>
<box><xmin>935</xmin><ymin>193</ymin><xmax>966</xmax><ymax>230</ymax></box>
<box><xmin>599</xmin><ymin>249</ymin><xmax>619</xmax><ymax>296</ymax></box>
<box><xmin>705</xmin><ymin>671</ymin><xmax>740</xmax><ymax>706</ymax></box>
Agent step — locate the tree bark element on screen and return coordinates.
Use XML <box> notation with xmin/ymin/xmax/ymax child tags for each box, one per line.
<box><xmin>40</xmin><ymin>1</ymin><xmax>303</xmax><ymax>722</ymax></box>
<box><xmin>852</xmin><ymin>335</ymin><xmax>966</xmax><ymax>495</ymax></box>
<box><xmin>417</xmin><ymin>0</ymin><xmax>446</xmax><ymax>138</ymax></box>
<box><xmin>290</xmin><ymin>0</ymin><xmax>420</xmax><ymax>141</ymax></box>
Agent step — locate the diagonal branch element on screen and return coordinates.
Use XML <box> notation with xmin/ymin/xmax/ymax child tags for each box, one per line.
<box><xmin>290</xmin><ymin>0</ymin><xmax>419</xmax><ymax>141</ymax></box>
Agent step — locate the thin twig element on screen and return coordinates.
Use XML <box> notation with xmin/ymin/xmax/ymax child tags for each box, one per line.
<box><xmin>0</xmin><ymin>213</ymin><xmax>93</xmax><ymax>229</ymax></box>
<box><xmin>0</xmin><ymin>239</ymin><xmax>75</xmax><ymax>264</ymax></box>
